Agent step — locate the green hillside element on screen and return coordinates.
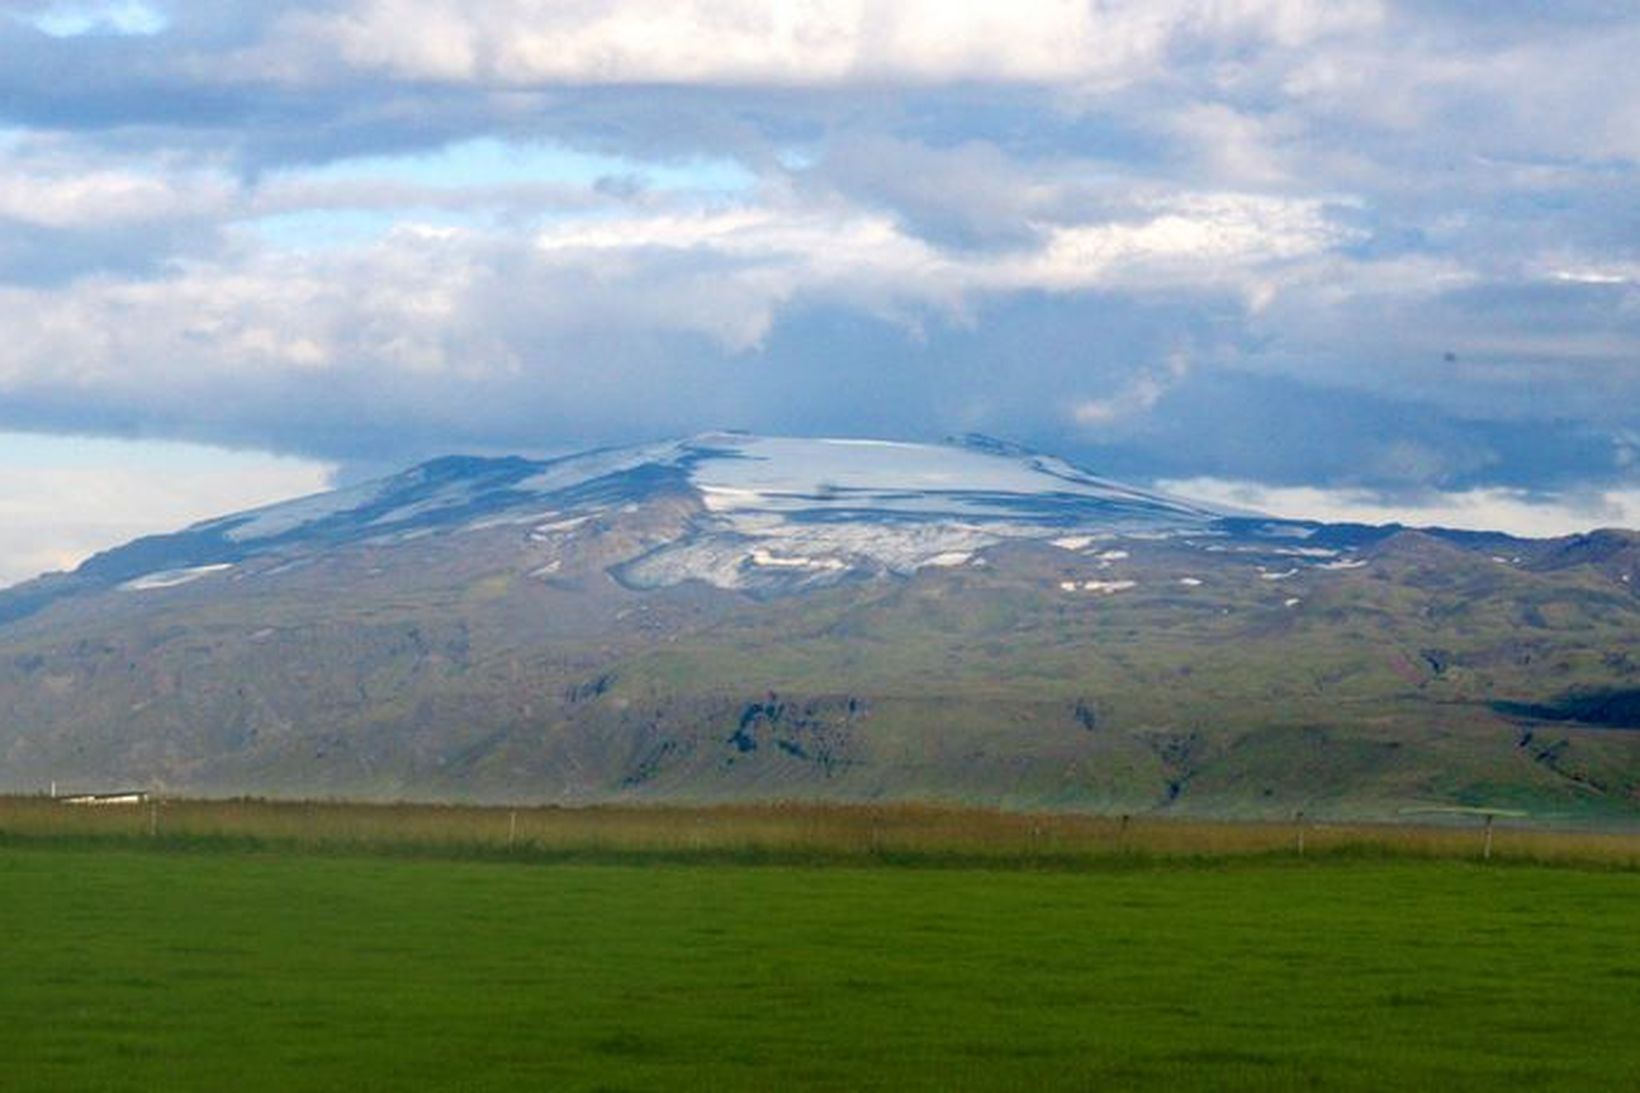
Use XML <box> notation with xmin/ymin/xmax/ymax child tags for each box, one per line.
<box><xmin>1</xmin><ymin>516</ymin><xmax>1634</xmax><ymax>822</ymax></box>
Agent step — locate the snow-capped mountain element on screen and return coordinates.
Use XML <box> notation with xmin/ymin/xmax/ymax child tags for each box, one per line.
<box><xmin>1</xmin><ymin>433</ymin><xmax>1634</xmax><ymax>817</ymax></box>
<box><xmin>59</xmin><ymin>432</ymin><xmax>1244</xmax><ymax>600</ymax></box>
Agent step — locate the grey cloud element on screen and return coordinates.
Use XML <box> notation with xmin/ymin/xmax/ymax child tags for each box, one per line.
<box><xmin>1390</xmin><ymin>0</ymin><xmax>1639</xmax><ymax>37</ymax></box>
<box><xmin>0</xmin><ymin>0</ymin><xmax>1634</xmax><ymax>515</ymax></box>
<box><xmin>0</xmin><ymin>253</ymin><xmax>1630</xmax><ymax>500</ymax></box>
<box><xmin>0</xmin><ymin>216</ymin><xmax>223</xmax><ymax>285</ymax></box>
<box><xmin>1247</xmin><ymin>272</ymin><xmax>1640</xmax><ymax>429</ymax></box>
<box><xmin>1063</xmin><ymin>369</ymin><xmax>1635</xmax><ymax>495</ymax></box>
<box><xmin>793</xmin><ymin>135</ymin><xmax>1142</xmax><ymax>252</ymax></box>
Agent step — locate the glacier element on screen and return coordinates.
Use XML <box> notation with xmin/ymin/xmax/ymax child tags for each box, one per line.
<box><xmin>41</xmin><ymin>432</ymin><xmax>1402</xmax><ymax>601</ymax></box>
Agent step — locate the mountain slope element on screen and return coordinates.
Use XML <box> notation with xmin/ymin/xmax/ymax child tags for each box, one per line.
<box><xmin>0</xmin><ymin>434</ymin><xmax>1635</xmax><ymax>822</ymax></box>
<box><xmin>29</xmin><ymin>433</ymin><xmax>1228</xmax><ymax>604</ymax></box>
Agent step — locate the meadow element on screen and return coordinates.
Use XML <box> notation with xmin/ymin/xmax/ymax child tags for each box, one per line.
<box><xmin>3</xmin><ymin>794</ymin><xmax>1639</xmax><ymax>867</ymax></box>
<box><xmin>2</xmin><ymin>799</ymin><xmax>1638</xmax><ymax>1091</ymax></box>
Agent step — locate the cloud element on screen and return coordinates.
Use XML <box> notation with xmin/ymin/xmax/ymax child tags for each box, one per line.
<box><xmin>249</xmin><ymin>0</ymin><xmax>1382</xmax><ymax>89</ymax></box>
<box><xmin>0</xmin><ymin>0</ymin><xmax>1634</xmax><ymax>543</ymax></box>
<box><xmin>1158</xmin><ymin>477</ymin><xmax>1640</xmax><ymax>538</ymax></box>
<box><xmin>1241</xmin><ymin>268</ymin><xmax>1640</xmax><ymax>427</ymax></box>
<box><xmin>0</xmin><ymin>167</ymin><xmax>224</xmax><ymax>227</ymax></box>
<box><xmin>0</xmin><ymin>184</ymin><xmax>1346</xmax><ymax>398</ymax></box>
<box><xmin>1074</xmin><ymin>350</ymin><xmax>1191</xmax><ymax>425</ymax></box>
<box><xmin>0</xmin><ymin>434</ymin><xmax>332</xmax><ymax>586</ymax></box>
<box><xmin>13</xmin><ymin>1</ymin><xmax>169</xmax><ymax>38</ymax></box>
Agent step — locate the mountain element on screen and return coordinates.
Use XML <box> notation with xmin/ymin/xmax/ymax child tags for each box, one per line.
<box><xmin>1</xmin><ymin>433</ymin><xmax>1635</xmax><ymax>822</ymax></box>
<box><xmin>24</xmin><ymin>433</ymin><xmax>1230</xmax><ymax>605</ymax></box>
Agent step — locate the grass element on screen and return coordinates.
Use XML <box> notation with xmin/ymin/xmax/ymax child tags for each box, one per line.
<box><xmin>1</xmin><ymin>843</ymin><xmax>1637</xmax><ymax>1091</ymax></box>
<box><xmin>2</xmin><ymin>795</ymin><xmax>1638</xmax><ymax>869</ymax></box>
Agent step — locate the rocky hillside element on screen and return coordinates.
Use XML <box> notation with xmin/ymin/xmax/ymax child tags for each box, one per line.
<box><xmin>1</xmin><ymin>434</ymin><xmax>1635</xmax><ymax>823</ymax></box>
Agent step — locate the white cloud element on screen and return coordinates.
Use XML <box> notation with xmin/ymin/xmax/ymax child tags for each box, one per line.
<box><xmin>17</xmin><ymin>0</ymin><xmax>167</xmax><ymax>38</ymax></box>
<box><xmin>524</xmin><ymin>191</ymin><xmax>1348</xmax><ymax>346</ymax></box>
<box><xmin>0</xmin><ymin>167</ymin><xmax>232</xmax><ymax>228</ymax></box>
<box><xmin>1074</xmin><ymin>349</ymin><xmax>1190</xmax><ymax>425</ymax></box>
<box><xmin>1166</xmin><ymin>104</ymin><xmax>1300</xmax><ymax>188</ymax></box>
<box><xmin>1158</xmin><ymin>477</ymin><xmax>1640</xmax><ymax>537</ymax></box>
<box><xmin>0</xmin><ymin>186</ymin><xmax>1348</xmax><ymax>400</ymax></box>
<box><xmin>251</xmin><ymin>0</ymin><xmax>1382</xmax><ymax>88</ymax></box>
<box><xmin>1547</xmin><ymin>264</ymin><xmax>1637</xmax><ymax>287</ymax></box>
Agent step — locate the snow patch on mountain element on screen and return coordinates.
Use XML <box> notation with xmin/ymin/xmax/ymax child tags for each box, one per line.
<box><xmin>120</xmin><ymin>563</ymin><xmax>234</xmax><ymax>592</ymax></box>
<box><xmin>617</xmin><ymin>518</ymin><xmax>1009</xmax><ymax>593</ymax></box>
<box><xmin>517</xmin><ymin>440</ymin><xmax>691</xmax><ymax>496</ymax></box>
<box><xmin>211</xmin><ymin>481</ymin><xmax>388</xmax><ymax>542</ymax></box>
<box><xmin>1059</xmin><ymin>579</ymin><xmax>1137</xmax><ymax>594</ymax></box>
<box><xmin>687</xmin><ymin>435</ymin><xmax>1218</xmax><ymax>526</ymax></box>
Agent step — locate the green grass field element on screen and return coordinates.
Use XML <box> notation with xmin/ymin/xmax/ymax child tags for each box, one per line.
<box><xmin>2</xmin><ymin>841</ymin><xmax>1637</xmax><ymax>1091</ymax></box>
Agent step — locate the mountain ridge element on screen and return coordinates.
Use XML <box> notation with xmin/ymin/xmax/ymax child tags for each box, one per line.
<box><xmin>0</xmin><ymin>433</ymin><xmax>1634</xmax><ymax>821</ymax></box>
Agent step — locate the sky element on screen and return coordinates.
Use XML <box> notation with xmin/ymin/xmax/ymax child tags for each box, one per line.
<box><xmin>0</xmin><ymin>0</ymin><xmax>1637</xmax><ymax>585</ymax></box>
